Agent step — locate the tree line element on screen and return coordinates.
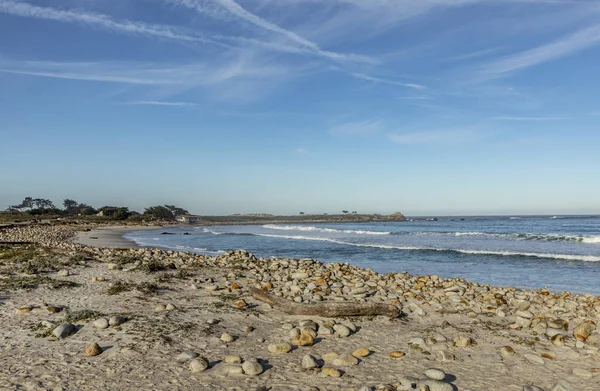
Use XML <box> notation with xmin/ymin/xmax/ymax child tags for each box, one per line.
<box><xmin>5</xmin><ymin>197</ymin><xmax>189</xmax><ymax>221</ymax></box>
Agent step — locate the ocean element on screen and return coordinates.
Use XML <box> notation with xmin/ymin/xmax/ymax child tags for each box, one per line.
<box><xmin>124</xmin><ymin>215</ymin><xmax>600</xmax><ymax>295</ymax></box>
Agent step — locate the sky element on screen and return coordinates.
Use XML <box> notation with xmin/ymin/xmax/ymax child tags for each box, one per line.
<box><xmin>1</xmin><ymin>0</ymin><xmax>599</xmax><ymax>216</ymax></box>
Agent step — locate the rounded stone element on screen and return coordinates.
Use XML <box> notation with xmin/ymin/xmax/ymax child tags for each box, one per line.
<box><xmin>165</xmin><ymin>303</ymin><xmax>177</xmax><ymax>311</ymax></box>
<box><xmin>332</xmin><ymin>353</ymin><xmax>359</xmax><ymax>367</ymax></box>
<box><xmin>292</xmin><ymin>333</ymin><xmax>314</xmax><ymax>347</ymax></box>
<box><xmin>389</xmin><ymin>351</ymin><xmax>405</xmax><ymax>358</ymax></box>
<box><xmin>93</xmin><ymin>318</ymin><xmax>109</xmax><ymax>329</ymax></box>
<box><xmin>242</xmin><ymin>359</ymin><xmax>263</xmax><ymax>376</ymax></box>
<box><xmin>224</xmin><ymin>355</ymin><xmax>242</xmax><ymax>364</ymax></box>
<box><xmin>268</xmin><ymin>343</ymin><xmax>292</xmax><ymax>354</ymax></box>
<box><xmin>85</xmin><ymin>343</ymin><xmax>102</xmax><ymax>357</ymax></box>
<box><xmin>352</xmin><ymin>348</ymin><xmax>370</xmax><ymax>358</ymax></box>
<box><xmin>418</xmin><ymin>379</ymin><xmax>453</xmax><ymax>391</ymax></box>
<box><xmin>333</xmin><ymin>324</ymin><xmax>352</xmax><ymax>337</ymax></box>
<box><xmin>189</xmin><ymin>357</ymin><xmax>209</xmax><ymax>372</ymax></box>
<box><xmin>500</xmin><ymin>346</ymin><xmax>515</xmax><ymax>357</ymax></box>
<box><xmin>322</xmin><ymin>352</ymin><xmax>338</xmax><ymax>362</ymax></box>
<box><xmin>16</xmin><ymin>306</ymin><xmax>32</xmax><ymax>313</ymax></box>
<box><xmin>322</xmin><ymin>367</ymin><xmax>342</xmax><ymax>377</ymax></box>
<box><xmin>154</xmin><ymin>305</ymin><xmax>166</xmax><ymax>311</ymax></box>
<box><xmin>108</xmin><ymin>315</ymin><xmax>126</xmax><ymax>327</ymax></box>
<box><xmin>424</xmin><ymin>368</ymin><xmax>446</xmax><ymax>380</ymax></box>
<box><xmin>220</xmin><ymin>332</ymin><xmax>234</xmax><ymax>343</ymax></box>
<box><xmin>302</xmin><ymin>354</ymin><xmax>319</xmax><ymax>369</ymax></box>
<box><xmin>53</xmin><ymin>323</ymin><xmax>75</xmax><ymax>339</ymax></box>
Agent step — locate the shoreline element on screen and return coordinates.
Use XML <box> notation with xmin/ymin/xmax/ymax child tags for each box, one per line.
<box><xmin>0</xmin><ymin>223</ymin><xmax>599</xmax><ymax>390</ymax></box>
<box><xmin>75</xmin><ymin>225</ymin><xmax>161</xmax><ymax>248</ymax></box>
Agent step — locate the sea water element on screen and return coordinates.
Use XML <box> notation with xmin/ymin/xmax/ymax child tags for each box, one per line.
<box><xmin>124</xmin><ymin>215</ymin><xmax>600</xmax><ymax>294</ymax></box>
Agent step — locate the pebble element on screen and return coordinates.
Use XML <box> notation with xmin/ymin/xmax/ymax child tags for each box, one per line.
<box><xmin>155</xmin><ymin>305</ymin><xmax>166</xmax><ymax>311</ymax></box>
<box><xmin>332</xmin><ymin>353</ymin><xmax>359</xmax><ymax>367</ymax></box>
<box><xmin>352</xmin><ymin>348</ymin><xmax>370</xmax><ymax>358</ymax></box>
<box><xmin>389</xmin><ymin>351</ymin><xmax>405</xmax><ymax>358</ymax></box>
<box><xmin>93</xmin><ymin>318</ymin><xmax>109</xmax><ymax>329</ymax></box>
<box><xmin>53</xmin><ymin>323</ymin><xmax>75</xmax><ymax>339</ymax></box>
<box><xmin>207</xmin><ymin>318</ymin><xmax>220</xmax><ymax>325</ymax></box>
<box><xmin>46</xmin><ymin>306</ymin><xmax>61</xmax><ymax>313</ymax></box>
<box><xmin>232</xmin><ymin>299</ymin><xmax>247</xmax><ymax>308</ymax></box>
<box><xmin>573</xmin><ymin>322</ymin><xmax>595</xmax><ymax>341</ymax></box>
<box><xmin>165</xmin><ymin>303</ymin><xmax>177</xmax><ymax>311</ymax></box>
<box><xmin>333</xmin><ymin>324</ymin><xmax>352</xmax><ymax>337</ymax></box>
<box><xmin>189</xmin><ymin>358</ymin><xmax>209</xmax><ymax>372</ymax></box>
<box><xmin>292</xmin><ymin>333</ymin><xmax>314</xmax><ymax>347</ymax></box>
<box><xmin>417</xmin><ymin>380</ymin><xmax>453</xmax><ymax>391</ymax></box>
<box><xmin>108</xmin><ymin>315</ymin><xmax>126</xmax><ymax>327</ymax></box>
<box><xmin>268</xmin><ymin>343</ymin><xmax>292</xmax><ymax>354</ymax></box>
<box><xmin>224</xmin><ymin>355</ymin><xmax>242</xmax><ymax>364</ymax></box>
<box><xmin>244</xmin><ymin>326</ymin><xmax>255</xmax><ymax>333</ymax></box>
<box><xmin>322</xmin><ymin>367</ymin><xmax>342</xmax><ymax>377</ymax></box>
<box><xmin>500</xmin><ymin>346</ymin><xmax>515</xmax><ymax>357</ymax></box>
<box><xmin>242</xmin><ymin>358</ymin><xmax>263</xmax><ymax>376</ymax></box>
<box><xmin>82</xmin><ymin>343</ymin><xmax>102</xmax><ymax>358</ymax></box>
<box><xmin>16</xmin><ymin>306</ymin><xmax>32</xmax><ymax>313</ymax></box>
<box><xmin>523</xmin><ymin>353</ymin><xmax>545</xmax><ymax>365</ymax></box>
<box><xmin>302</xmin><ymin>354</ymin><xmax>320</xmax><ymax>369</ymax></box>
<box><xmin>220</xmin><ymin>333</ymin><xmax>234</xmax><ymax>343</ymax></box>
<box><xmin>176</xmin><ymin>351</ymin><xmax>198</xmax><ymax>362</ymax></box>
<box><xmin>424</xmin><ymin>368</ymin><xmax>446</xmax><ymax>380</ymax></box>
<box><xmin>57</xmin><ymin>269</ymin><xmax>69</xmax><ymax>276</ymax></box>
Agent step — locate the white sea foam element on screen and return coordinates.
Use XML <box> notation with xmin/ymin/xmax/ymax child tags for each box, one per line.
<box><xmin>262</xmin><ymin>224</ymin><xmax>390</xmax><ymax>235</ymax></box>
<box><xmin>202</xmin><ymin>228</ymin><xmax>223</xmax><ymax>235</ymax></box>
<box><xmin>254</xmin><ymin>233</ymin><xmax>600</xmax><ymax>262</ymax></box>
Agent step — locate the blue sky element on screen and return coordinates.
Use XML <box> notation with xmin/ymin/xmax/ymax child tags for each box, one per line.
<box><xmin>1</xmin><ymin>0</ymin><xmax>599</xmax><ymax>216</ymax></box>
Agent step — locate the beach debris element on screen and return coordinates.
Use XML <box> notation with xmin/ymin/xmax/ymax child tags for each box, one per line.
<box><xmin>249</xmin><ymin>287</ymin><xmax>402</xmax><ymax>318</ymax></box>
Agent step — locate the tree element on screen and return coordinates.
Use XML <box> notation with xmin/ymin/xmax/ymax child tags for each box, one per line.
<box><xmin>144</xmin><ymin>205</ymin><xmax>189</xmax><ymax>221</ymax></box>
<box><xmin>9</xmin><ymin>197</ymin><xmax>57</xmax><ymax>214</ymax></box>
<box><xmin>98</xmin><ymin>206</ymin><xmax>130</xmax><ymax>220</ymax></box>
<box><xmin>299</xmin><ymin>212</ymin><xmax>305</xmax><ymax>215</ymax></box>
<box><xmin>63</xmin><ymin>199</ymin><xmax>78</xmax><ymax>214</ymax></box>
<box><xmin>342</xmin><ymin>210</ymin><xmax>349</xmax><ymax>214</ymax></box>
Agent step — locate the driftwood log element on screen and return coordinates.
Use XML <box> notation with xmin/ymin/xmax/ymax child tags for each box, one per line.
<box><xmin>249</xmin><ymin>288</ymin><xmax>402</xmax><ymax>318</ymax></box>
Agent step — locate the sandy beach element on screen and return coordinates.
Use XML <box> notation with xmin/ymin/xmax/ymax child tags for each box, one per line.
<box><xmin>75</xmin><ymin>225</ymin><xmax>160</xmax><ymax>248</ymax></box>
<box><xmin>0</xmin><ymin>223</ymin><xmax>599</xmax><ymax>391</ymax></box>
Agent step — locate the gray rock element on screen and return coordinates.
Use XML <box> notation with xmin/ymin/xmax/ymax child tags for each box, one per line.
<box><xmin>302</xmin><ymin>354</ymin><xmax>319</xmax><ymax>369</ymax></box>
<box><xmin>424</xmin><ymin>368</ymin><xmax>446</xmax><ymax>380</ymax></box>
<box><xmin>93</xmin><ymin>318</ymin><xmax>109</xmax><ymax>329</ymax></box>
<box><xmin>52</xmin><ymin>323</ymin><xmax>75</xmax><ymax>339</ymax></box>
<box><xmin>176</xmin><ymin>351</ymin><xmax>199</xmax><ymax>362</ymax></box>
<box><xmin>206</xmin><ymin>318</ymin><xmax>220</xmax><ymax>325</ymax></box>
<box><xmin>417</xmin><ymin>379</ymin><xmax>453</xmax><ymax>391</ymax></box>
<box><xmin>109</xmin><ymin>315</ymin><xmax>126</xmax><ymax>327</ymax></box>
<box><xmin>333</xmin><ymin>324</ymin><xmax>352</xmax><ymax>337</ymax></box>
<box><xmin>57</xmin><ymin>269</ymin><xmax>69</xmax><ymax>276</ymax></box>
<box><xmin>189</xmin><ymin>357</ymin><xmax>209</xmax><ymax>372</ymax></box>
<box><xmin>242</xmin><ymin>358</ymin><xmax>263</xmax><ymax>376</ymax></box>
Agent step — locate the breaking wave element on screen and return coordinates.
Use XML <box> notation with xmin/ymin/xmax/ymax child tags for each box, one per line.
<box><xmin>262</xmin><ymin>224</ymin><xmax>391</xmax><ymax>235</ymax></box>
<box><xmin>254</xmin><ymin>233</ymin><xmax>600</xmax><ymax>262</ymax></box>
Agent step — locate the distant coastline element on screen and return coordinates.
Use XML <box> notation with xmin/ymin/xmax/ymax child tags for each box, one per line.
<box><xmin>186</xmin><ymin>212</ymin><xmax>407</xmax><ymax>226</ymax></box>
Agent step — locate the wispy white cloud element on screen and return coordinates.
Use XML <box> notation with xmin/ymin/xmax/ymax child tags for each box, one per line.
<box><xmin>389</xmin><ymin>128</ymin><xmax>480</xmax><ymax>144</ymax></box>
<box><xmin>0</xmin><ymin>54</ymin><xmax>304</xmax><ymax>88</ymax></box>
<box><xmin>345</xmin><ymin>70</ymin><xmax>426</xmax><ymax>90</ymax></box>
<box><xmin>478</xmin><ymin>24</ymin><xmax>600</xmax><ymax>80</ymax></box>
<box><xmin>125</xmin><ymin>100</ymin><xmax>201</xmax><ymax>107</ymax></box>
<box><xmin>492</xmin><ymin>116</ymin><xmax>569</xmax><ymax>121</ymax></box>
<box><xmin>0</xmin><ymin>0</ymin><xmax>226</xmax><ymax>47</ymax></box>
<box><xmin>169</xmin><ymin>0</ymin><xmax>376</xmax><ymax>64</ymax></box>
<box><xmin>331</xmin><ymin>119</ymin><xmax>383</xmax><ymax>136</ymax></box>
